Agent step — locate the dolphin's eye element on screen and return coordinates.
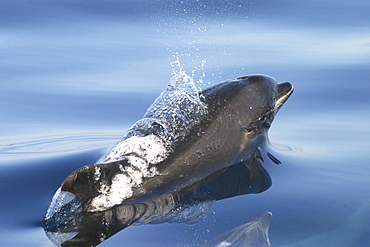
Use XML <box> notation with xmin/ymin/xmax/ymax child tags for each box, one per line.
<box><xmin>258</xmin><ymin>109</ymin><xmax>274</xmax><ymax>129</ymax></box>
<box><xmin>244</xmin><ymin>126</ymin><xmax>254</xmax><ymax>132</ymax></box>
<box><xmin>243</xmin><ymin>122</ymin><xmax>257</xmax><ymax>133</ymax></box>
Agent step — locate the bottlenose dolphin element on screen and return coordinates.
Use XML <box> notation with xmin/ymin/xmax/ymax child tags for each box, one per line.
<box><xmin>43</xmin><ymin>73</ymin><xmax>293</xmax><ymax>245</ymax></box>
<box><xmin>60</xmin><ymin>74</ymin><xmax>292</xmax><ymax>211</ymax></box>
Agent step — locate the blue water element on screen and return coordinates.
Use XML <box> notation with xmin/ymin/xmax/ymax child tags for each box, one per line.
<box><xmin>1</xmin><ymin>0</ymin><xmax>369</xmax><ymax>246</ymax></box>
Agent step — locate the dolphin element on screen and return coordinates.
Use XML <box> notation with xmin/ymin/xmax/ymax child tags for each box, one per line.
<box><xmin>43</xmin><ymin>73</ymin><xmax>293</xmax><ymax>245</ymax></box>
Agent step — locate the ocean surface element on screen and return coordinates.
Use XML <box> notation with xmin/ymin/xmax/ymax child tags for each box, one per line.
<box><xmin>1</xmin><ymin>0</ymin><xmax>369</xmax><ymax>246</ymax></box>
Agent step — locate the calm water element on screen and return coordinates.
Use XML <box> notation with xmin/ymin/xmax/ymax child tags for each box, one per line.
<box><xmin>1</xmin><ymin>1</ymin><xmax>369</xmax><ymax>246</ymax></box>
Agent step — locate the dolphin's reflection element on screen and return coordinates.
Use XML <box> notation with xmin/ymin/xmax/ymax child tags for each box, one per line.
<box><xmin>44</xmin><ymin>148</ymin><xmax>274</xmax><ymax>246</ymax></box>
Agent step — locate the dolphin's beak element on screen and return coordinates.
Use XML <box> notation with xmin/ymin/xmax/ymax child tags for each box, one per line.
<box><xmin>275</xmin><ymin>82</ymin><xmax>294</xmax><ymax>110</ymax></box>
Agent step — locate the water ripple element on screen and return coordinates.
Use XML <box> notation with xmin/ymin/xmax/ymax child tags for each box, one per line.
<box><xmin>0</xmin><ymin>133</ymin><xmax>120</xmax><ymax>160</ymax></box>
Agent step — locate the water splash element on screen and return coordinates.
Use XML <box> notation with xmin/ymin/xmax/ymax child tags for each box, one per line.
<box><xmin>89</xmin><ymin>68</ymin><xmax>208</xmax><ymax>211</ymax></box>
<box><xmin>170</xmin><ymin>52</ymin><xmax>207</xmax><ymax>88</ymax></box>
<box><xmin>192</xmin><ymin>58</ymin><xmax>207</xmax><ymax>86</ymax></box>
<box><xmin>99</xmin><ymin>66</ymin><xmax>207</xmax><ymax>166</ymax></box>
<box><xmin>42</xmin><ymin>188</ymin><xmax>82</xmax><ymax>246</ymax></box>
<box><xmin>170</xmin><ymin>53</ymin><xmax>185</xmax><ymax>76</ymax></box>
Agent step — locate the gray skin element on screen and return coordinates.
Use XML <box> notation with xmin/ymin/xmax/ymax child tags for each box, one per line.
<box><xmin>61</xmin><ymin>75</ymin><xmax>293</xmax><ymax>211</ymax></box>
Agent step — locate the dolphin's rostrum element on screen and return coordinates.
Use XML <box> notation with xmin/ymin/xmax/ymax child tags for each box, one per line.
<box><xmin>43</xmin><ymin>73</ymin><xmax>293</xmax><ymax>246</ymax></box>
